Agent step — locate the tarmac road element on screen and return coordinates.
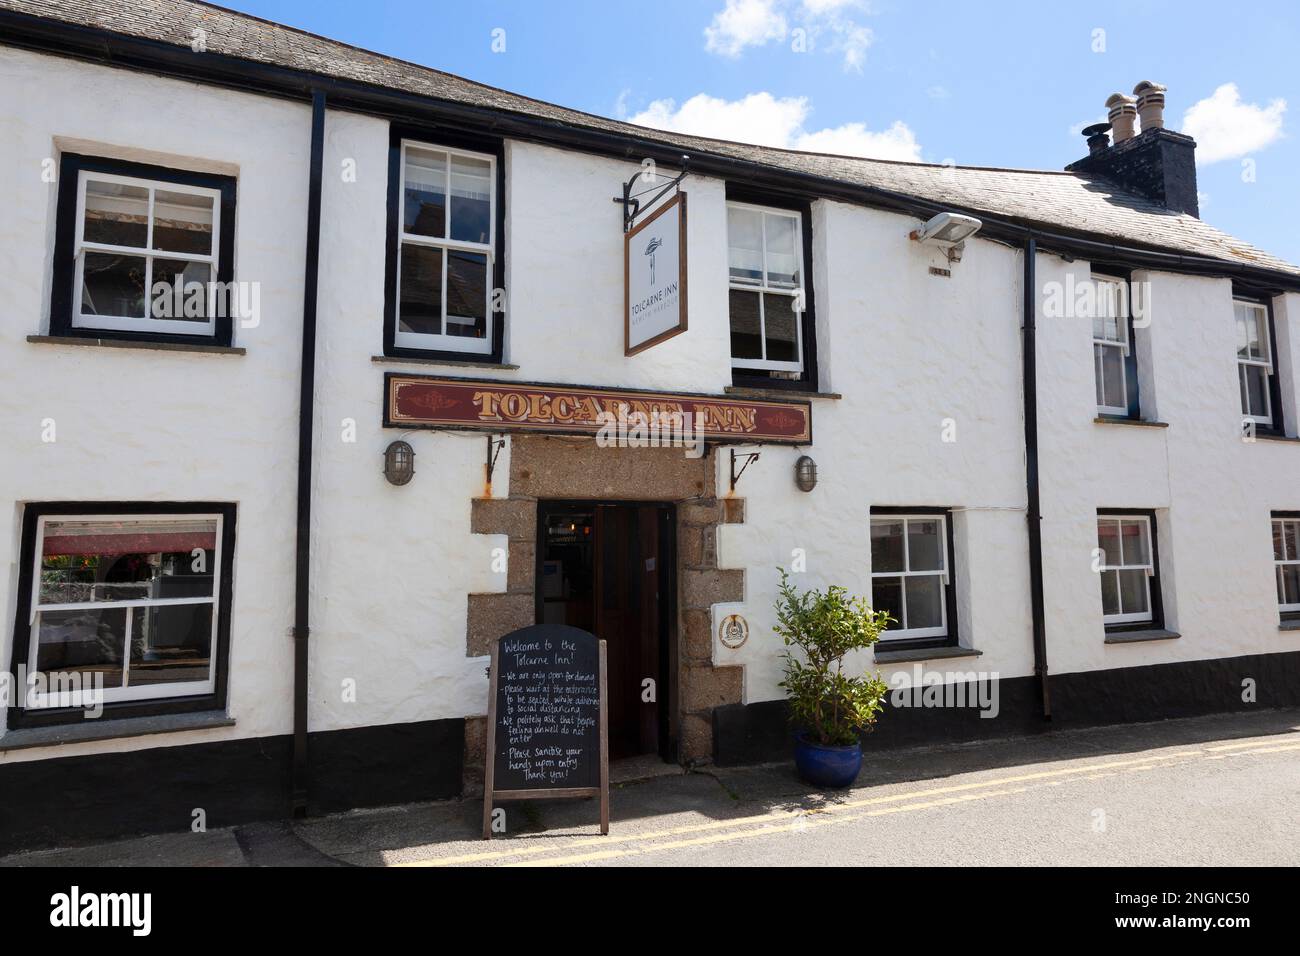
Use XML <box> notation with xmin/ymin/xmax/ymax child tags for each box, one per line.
<box><xmin>5</xmin><ymin>708</ymin><xmax>1299</xmax><ymax>867</ymax></box>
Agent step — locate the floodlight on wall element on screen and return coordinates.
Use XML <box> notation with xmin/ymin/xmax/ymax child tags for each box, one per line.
<box><xmin>910</xmin><ymin>212</ymin><xmax>983</xmax><ymax>263</ymax></box>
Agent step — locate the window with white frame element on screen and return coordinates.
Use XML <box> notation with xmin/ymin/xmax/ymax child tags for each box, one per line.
<box><xmin>18</xmin><ymin>511</ymin><xmax>228</xmax><ymax>712</ymax></box>
<box><xmin>870</xmin><ymin>514</ymin><xmax>950</xmax><ymax>641</ymax></box>
<box><xmin>1093</xmin><ymin>275</ymin><xmax>1132</xmax><ymax>416</ymax></box>
<box><xmin>1273</xmin><ymin>515</ymin><xmax>1300</xmax><ymax>617</ymax></box>
<box><xmin>727</xmin><ymin>201</ymin><xmax>805</xmax><ymax>374</ymax></box>
<box><xmin>394</xmin><ymin>141</ymin><xmax>495</xmax><ymax>353</ymax></box>
<box><xmin>58</xmin><ymin>162</ymin><xmax>231</xmax><ymax>340</ymax></box>
<box><xmin>1096</xmin><ymin>514</ymin><xmax>1155</xmax><ymax>626</ymax></box>
<box><xmin>1236</xmin><ymin>298</ymin><xmax>1274</xmax><ymax>427</ymax></box>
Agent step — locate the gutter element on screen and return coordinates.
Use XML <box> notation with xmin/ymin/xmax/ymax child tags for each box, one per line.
<box><xmin>3</xmin><ymin>9</ymin><xmax>1300</xmax><ymax>292</ymax></box>
<box><xmin>1022</xmin><ymin>237</ymin><xmax>1051</xmax><ymax>719</ymax></box>
<box><xmin>292</xmin><ymin>89</ymin><xmax>327</xmax><ymax>814</ymax></box>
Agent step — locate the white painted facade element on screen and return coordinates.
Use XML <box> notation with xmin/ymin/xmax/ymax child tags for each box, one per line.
<box><xmin>3</xmin><ymin>44</ymin><xmax>1299</xmax><ymax>772</ymax></box>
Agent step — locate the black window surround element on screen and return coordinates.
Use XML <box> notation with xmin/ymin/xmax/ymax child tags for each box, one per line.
<box><xmin>1097</xmin><ymin>507</ymin><xmax>1166</xmax><ymax>634</ymax></box>
<box><xmin>383</xmin><ymin>124</ymin><xmax>506</xmax><ymax>364</ymax></box>
<box><xmin>725</xmin><ymin>184</ymin><xmax>819</xmax><ymax>393</ymax></box>
<box><xmin>1233</xmin><ymin>289</ymin><xmax>1286</xmax><ymax>438</ymax></box>
<box><xmin>869</xmin><ymin>505</ymin><xmax>959</xmax><ymax>652</ymax></box>
<box><xmin>1274</xmin><ymin>510</ymin><xmax>1300</xmax><ymax>624</ymax></box>
<box><xmin>49</xmin><ymin>153</ymin><xmax>238</xmax><ymax>348</ymax></box>
<box><xmin>1092</xmin><ymin>267</ymin><xmax>1142</xmax><ymax>421</ymax></box>
<box><xmin>7</xmin><ymin>502</ymin><xmax>237</xmax><ymax>730</ymax></box>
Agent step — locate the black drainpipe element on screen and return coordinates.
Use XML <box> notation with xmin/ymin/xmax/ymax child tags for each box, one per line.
<box><xmin>1022</xmin><ymin>236</ymin><xmax>1051</xmax><ymax>719</ymax></box>
<box><xmin>292</xmin><ymin>89</ymin><xmax>327</xmax><ymax>814</ymax></box>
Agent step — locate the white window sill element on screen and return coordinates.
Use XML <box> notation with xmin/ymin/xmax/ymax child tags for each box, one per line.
<box><xmin>0</xmin><ymin>711</ymin><xmax>234</xmax><ymax>752</ymax></box>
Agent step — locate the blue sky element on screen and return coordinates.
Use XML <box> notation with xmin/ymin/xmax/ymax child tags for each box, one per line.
<box><xmin>226</xmin><ymin>0</ymin><xmax>1298</xmax><ymax>264</ymax></box>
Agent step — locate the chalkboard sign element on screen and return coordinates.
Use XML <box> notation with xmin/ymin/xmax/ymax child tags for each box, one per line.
<box><xmin>482</xmin><ymin>624</ymin><xmax>608</xmax><ymax>838</ymax></box>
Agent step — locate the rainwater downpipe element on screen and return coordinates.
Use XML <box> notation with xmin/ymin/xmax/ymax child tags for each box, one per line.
<box><xmin>1023</xmin><ymin>235</ymin><xmax>1052</xmax><ymax>719</ymax></box>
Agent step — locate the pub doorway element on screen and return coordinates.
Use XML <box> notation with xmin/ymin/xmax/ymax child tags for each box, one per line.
<box><xmin>536</xmin><ymin>501</ymin><xmax>675</xmax><ymax>762</ymax></box>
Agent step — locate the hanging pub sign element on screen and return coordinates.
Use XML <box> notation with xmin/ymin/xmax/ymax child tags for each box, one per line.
<box><xmin>625</xmin><ymin>192</ymin><xmax>687</xmax><ymax>356</ymax></box>
<box><xmin>482</xmin><ymin>624</ymin><xmax>609</xmax><ymax>838</ymax></box>
<box><xmin>384</xmin><ymin>373</ymin><xmax>812</xmax><ymax>444</ymax></box>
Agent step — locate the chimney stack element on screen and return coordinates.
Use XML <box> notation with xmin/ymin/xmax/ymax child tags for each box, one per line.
<box><xmin>1067</xmin><ymin>82</ymin><xmax>1199</xmax><ymax>218</ymax></box>
<box><xmin>1133</xmin><ymin>80</ymin><xmax>1167</xmax><ymax>131</ymax></box>
<box><xmin>1106</xmin><ymin>92</ymin><xmax>1138</xmax><ymax>142</ymax></box>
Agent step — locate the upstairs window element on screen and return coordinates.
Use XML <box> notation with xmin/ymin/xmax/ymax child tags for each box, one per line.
<box><xmin>1236</xmin><ymin>298</ymin><xmax>1278</xmax><ymax>429</ymax></box>
<box><xmin>1273</xmin><ymin>514</ymin><xmax>1300</xmax><ymax>620</ymax></box>
<box><xmin>1092</xmin><ymin>274</ymin><xmax>1138</xmax><ymax>418</ymax></box>
<box><xmin>49</xmin><ymin>155</ymin><xmax>237</xmax><ymax>346</ymax></box>
<box><xmin>386</xmin><ymin>135</ymin><xmax>500</xmax><ymax>359</ymax></box>
<box><xmin>726</xmin><ymin>197</ymin><xmax>816</xmax><ymax>389</ymax></box>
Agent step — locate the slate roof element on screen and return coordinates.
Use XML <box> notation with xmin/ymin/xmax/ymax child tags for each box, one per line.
<box><xmin>3</xmin><ymin>0</ymin><xmax>1297</xmax><ymax>277</ymax></box>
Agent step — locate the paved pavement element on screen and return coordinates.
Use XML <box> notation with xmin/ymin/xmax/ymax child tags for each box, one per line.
<box><xmin>5</xmin><ymin>708</ymin><xmax>1300</xmax><ymax>867</ymax></box>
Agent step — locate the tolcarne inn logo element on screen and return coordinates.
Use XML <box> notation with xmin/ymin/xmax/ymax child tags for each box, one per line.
<box><xmin>644</xmin><ymin>235</ymin><xmax>663</xmax><ymax>285</ymax></box>
<box><xmin>50</xmin><ymin>886</ymin><xmax>151</xmax><ymax>936</ymax></box>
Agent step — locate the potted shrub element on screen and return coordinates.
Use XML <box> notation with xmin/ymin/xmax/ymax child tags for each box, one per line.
<box><xmin>776</xmin><ymin>570</ymin><xmax>890</xmax><ymax>788</ymax></box>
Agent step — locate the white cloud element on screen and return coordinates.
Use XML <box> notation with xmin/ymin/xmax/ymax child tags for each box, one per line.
<box><xmin>1181</xmin><ymin>83</ymin><xmax>1286</xmax><ymax>163</ymax></box>
<box><xmin>628</xmin><ymin>92</ymin><xmax>923</xmax><ymax>162</ymax></box>
<box><xmin>794</xmin><ymin>121</ymin><xmax>920</xmax><ymax>160</ymax></box>
<box><xmin>631</xmin><ymin>93</ymin><xmax>808</xmax><ymax>147</ymax></box>
<box><xmin>703</xmin><ymin>0</ymin><xmax>874</xmax><ymax>72</ymax></box>
<box><xmin>704</xmin><ymin>0</ymin><xmax>787</xmax><ymax>57</ymax></box>
<box><xmin>826</xmin><ymin>19</ymin><xmax>872</xmax><ymax>73</ymax></box>
<box><xmin>800</xmin><ymin>0</ymin><xmax>864</xmax><ymax>12</ymax></box>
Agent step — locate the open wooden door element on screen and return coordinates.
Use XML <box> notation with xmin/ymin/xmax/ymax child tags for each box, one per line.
<box><xmin>593</xmin><ymin>504</ymin><xmax>662</xmax><ymax>759</ymax></box>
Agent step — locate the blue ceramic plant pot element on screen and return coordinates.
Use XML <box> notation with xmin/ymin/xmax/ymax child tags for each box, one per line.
<box><xmin>794</xmin><ymin>734</ymin><xmax>862</xmax><ymax>788</ymax></box>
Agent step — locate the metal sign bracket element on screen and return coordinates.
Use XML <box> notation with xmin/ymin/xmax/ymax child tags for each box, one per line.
<box><xmin>614</xmin><ymin>155</ymin><xmax>690</xmax><ymax>233</ymax></box>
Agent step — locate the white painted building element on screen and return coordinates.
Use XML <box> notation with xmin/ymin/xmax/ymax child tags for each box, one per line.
<box><xmin>2</xmin><ymin>0</ymin><xmax>1299</xmax><ymax>851</ymax></box>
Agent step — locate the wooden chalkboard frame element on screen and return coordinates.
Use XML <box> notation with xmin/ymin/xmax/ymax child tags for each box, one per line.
<box><xmin>481</xmin><ymin>636</ymin><xmax>609</xmax><ymax>839</ymax></box>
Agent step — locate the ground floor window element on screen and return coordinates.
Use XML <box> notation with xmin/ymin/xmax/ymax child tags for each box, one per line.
<box><xmin>8</xmin><ymin>503</ymin><xmax>235</xmax><ymax>726</ymax></box>
<box><xmin>870</xmin><ymin>509</ymin><xmax>957</xmax><ymax>646</ymax></box>
<box><xmin>1097</xmin><ymin>510</ymin><xmax>1164</xmax><ymax>631</ymax></box>
<box><xmin>1273</xmin><ymin>513</ymin><xmax>1300</xmax><ymax>620</ymax></box>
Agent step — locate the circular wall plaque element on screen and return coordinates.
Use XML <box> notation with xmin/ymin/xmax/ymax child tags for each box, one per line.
<box><xmin>718</xmin><ymin>614</ymin><xmax>749</xmax><ymax>650</ymax></box>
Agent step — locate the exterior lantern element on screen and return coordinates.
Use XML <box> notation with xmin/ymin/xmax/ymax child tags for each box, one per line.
<box><xmin>383</xmin><ymin>440</ymin><xmax>415</xmax><ymax>486</ymax></box>
<box><xmin>794</xmin><ymin>455</ymin><xmax>818</xmax><ymax>492</ymax></box>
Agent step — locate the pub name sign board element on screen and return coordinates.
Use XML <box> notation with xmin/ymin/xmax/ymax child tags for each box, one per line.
<box><xmin>384</xmin><ymin>373</ymin><xmax>812</xmax><ymax>445</ymax></box>
<box><xmin>624</xmin><ymin>192</ymin><xmax>687</xmax><ymax>356</ymax></box>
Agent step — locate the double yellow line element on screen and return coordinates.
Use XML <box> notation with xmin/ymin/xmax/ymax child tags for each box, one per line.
<box><xmin>395</xmin><ymin>733</ymin><xmax>1300</xmax><ymax>867</ymax></box>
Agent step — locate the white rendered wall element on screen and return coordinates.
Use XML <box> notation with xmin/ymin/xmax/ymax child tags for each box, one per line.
<box><xmin>3</xmin><ymin>49</ymin><xmax>1299</xmax><ymax>764</ymax></box>
<box><xmin>0</xmin><ymin>48</ymin><xmax>309</xmax><ymax>762</ymax></box>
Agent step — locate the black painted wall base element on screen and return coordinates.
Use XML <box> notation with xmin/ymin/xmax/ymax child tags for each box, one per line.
<box><xmin>0</xmin><ymin>718</ymin><xmax>463</xmax><ymax>856</ymax></box>
<box><xmin>713</xmin><ymin>650</ymin><xmax>1300</xmax><ymax>766</ymax></box>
